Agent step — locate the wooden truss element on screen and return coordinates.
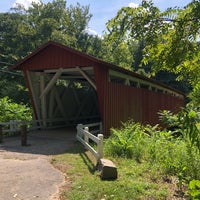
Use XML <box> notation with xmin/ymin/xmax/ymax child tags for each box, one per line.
<box><xmin>27</xmin><ymin>67</ymin><xmax>99</xmax><ymax>127</ymax></box>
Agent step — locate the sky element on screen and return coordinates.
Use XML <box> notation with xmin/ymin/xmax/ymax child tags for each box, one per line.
<box><xmin>0</xmin><ymin>0</ymin><xmax>192</xmax><ymax>36</ymax></box>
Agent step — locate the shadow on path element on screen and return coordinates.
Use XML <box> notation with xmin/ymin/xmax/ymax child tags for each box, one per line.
<box><xmin>0</xmin><ymin>127</ymin><xmax>77</xmax><ymax>156</ymax></box>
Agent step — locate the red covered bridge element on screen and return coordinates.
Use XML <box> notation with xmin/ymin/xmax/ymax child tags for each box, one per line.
<box><xmin>13</xmin><ymin>41</ymin><xmax>184</xmax><ymax>136</ymax></box>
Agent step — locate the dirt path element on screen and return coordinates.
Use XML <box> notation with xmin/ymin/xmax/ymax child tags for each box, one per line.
<box><xmin>0</xmin><ymin>128</ymin><xmax>76</xmax><ymax>200</ymax></box>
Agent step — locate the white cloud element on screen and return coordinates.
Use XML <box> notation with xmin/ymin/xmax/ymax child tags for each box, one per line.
<box><xmin>84</xmin><ymin>28</ymin><xmax>99</xmax><ymax>36</ymax></box>
<box><xmin>128</xmin><ymin>2</ymin><xmax>139</xmax><ymax>8</ymax></box>
<box><xmin>13</xmin><ymin>0</ymin><xmax>40</xmax><ymax>10</ymax></box>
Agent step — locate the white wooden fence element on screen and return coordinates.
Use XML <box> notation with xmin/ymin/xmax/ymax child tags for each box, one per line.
<box><xmin>0</xmin><ymin>120</ymin><xmax>45</xmax><ymax>135</ymax></box>
<box><xmin>0</xmin><ymin>118</ymin><xmax>77</xmax><ymax>135</ymax></box>
<box><xmin>76</xmin><ymin>122</ymin><xmax>103</xmax><ymax>162</ymax></box>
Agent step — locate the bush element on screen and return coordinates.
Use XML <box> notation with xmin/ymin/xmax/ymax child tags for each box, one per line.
<box><xmin>104</xmin><ymin>120</ymin><xmax>148</xmax><ymax>160</ymax></box>
<box><xmin>105</xmin><ymin>120</ymin><xmax>200</xmax><ymax>183</ymax></box>
<box><xmin>0</xmin><ymin>96</ymin><xmax>32</xmax><ymax>122</ymax></box>
<box><xmin>188</xmin><ymin>179</ymin><xmax>200</xmax><ymax>199</ymax></box>
<box><xmin>159</xmin><ymin>107</ymin><xmax>200</xmax><ymax>153</ymax></box>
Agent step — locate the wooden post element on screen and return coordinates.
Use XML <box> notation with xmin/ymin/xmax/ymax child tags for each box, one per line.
<box><xmin>21</xmin><ymin>124</ymin><xmax>27</xmax><ymax>146</ymax></box>
<box><xmin>100</xmin><ymin>123</ymin><xmax>103</xmax><ymax>134</ymax></box>
<box><xmin>84</xmin><ymin>127</ymin><xmax>89</xmax><ymax>144</ymax></box>
<box><xmin>0</xmin><ymin>125</ymin><xmax>3</xmax><ymax>143</ymax></box>
<box><xmin>98</xmin><ymin>134</ymin><xmax>104</xmax><ymax>159</ymax></box>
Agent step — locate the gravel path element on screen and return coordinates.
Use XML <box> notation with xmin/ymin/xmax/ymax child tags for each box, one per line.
<box><xmin>0</xmin><ymin>128</ymin><xmax>76</xmax><ymax>200</ymax></box>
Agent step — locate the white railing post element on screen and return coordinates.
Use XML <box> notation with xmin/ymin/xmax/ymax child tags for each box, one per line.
<box><xmin>77</xmin><ymin>124</ymin><xmax>82</xmax><ymax>137</ymax></box>
<box><xmin>84</xmin><ymin>127</ymin><xmax>89</xmax><ymax>143</ymax></box>
<box><xmin>98</xmin><ymin>134</ymin><xmax>104</xmax><ymax>160</ymax></box>
<box><xmin>76</xmin><ymin>122</ymin><xmax>104</xmax><ymax>162</ymax></box>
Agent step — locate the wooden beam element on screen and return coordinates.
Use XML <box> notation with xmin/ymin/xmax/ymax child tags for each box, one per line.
<box><xmin>25</xmin><ymin>71</ymin><xmax>41</xmax><ymax>121</ymax></box>
<box><xmin>74</xmin><ymin>87</ymin><xmax>92</xmax><ymax>120</ymax></box>
<box><xmin>76</xmin><ymin>67</ymin><xmax>96</xmax><ymax>90</ymax></box>
<box><xmin>40</xmin><ymin>68</ymin><xmax>63</xmax><ymax>98</ymax></box>
<box><xmin>49</xmin><ymin>86</ymin><xmax>55</xmax><ymax>119</ymax></box>
<box><xmin>109</xmin><ymin>69</ymin><xmax>182</xmax><ymax>98</ymax></box>
<box><xmin>71</xmin><ymin>82</ymin><xmax>81</xmax><ymax>107</ymax></box>
<box><xmin>44</xmin><ymin>66</ymin><xmax>93</xmax><ymax>73</ymax></box>
<box><xmin>55</xmin><ymin>89</ymin><xmax>67</xmax><ymax>119</ymax></box>
<box><xmin>40</xmin><ymin>73</ymin><xmax>47</xmax><ymax>126</ymax></box>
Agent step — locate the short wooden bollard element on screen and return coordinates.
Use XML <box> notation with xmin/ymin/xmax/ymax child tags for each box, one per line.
<box><xmin>21</xmin><ymin>124</ymin><xmax>27</xmax><ymax>146</ymax></box>
<box><xmin>0</xmin><ymin>125</ymin><xmax>3</xmax><ymax>143</ymax></box>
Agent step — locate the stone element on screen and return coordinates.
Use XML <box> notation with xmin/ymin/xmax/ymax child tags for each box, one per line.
<box><xmin>98</xmin><ymin>159</ymin><xmax>117</xmax><ymax>180</ymax></box>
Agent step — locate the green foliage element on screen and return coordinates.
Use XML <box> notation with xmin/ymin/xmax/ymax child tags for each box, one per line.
<box><xmin>188</xmin><ymin>179</ymin><xmax>200</xmax><ymax>199</ymax></box>
<box><xmin>105</xmin><ymin>121</ymin><xmax>148</xmax><ymax>160</ymax></box>
<box><xmin>0</xmin><ymin>96</ymin><xmax>32</xmax><ymax>122</ymax></box>
<box><xmin>0</xmin><ymin>0</ymin><xmax>103</xmax><ymax>104</ymax></box>
<box><xmin>159</xmin><ymin>108</ymin><xmax>200</xmax><ymax>153</ymax></box>
<box><xmin>105</xmin><ymin>120</ymin><xmax>200</xmax><ymax>194</ymax></box>
<box><xmin>106</xmin><ymin>0</ymin><xmax>200</xmax><ymax>104</ymax></box>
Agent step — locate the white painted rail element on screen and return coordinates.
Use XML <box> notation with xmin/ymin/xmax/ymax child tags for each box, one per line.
<box><xmin>76</xmin><ymin>123</ymin><xmax>103</xmax><ymax>162</ymax></box>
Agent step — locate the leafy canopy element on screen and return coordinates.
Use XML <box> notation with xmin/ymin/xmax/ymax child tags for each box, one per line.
<box><xmin>0</xmin><ymin>0</ymin><xmax>103</xmax><ymax>103</ymax></box>
<box><xmin>106</xmin><ymin>0</ymin><xmax>200</xmax><ymax>104</ymax></box>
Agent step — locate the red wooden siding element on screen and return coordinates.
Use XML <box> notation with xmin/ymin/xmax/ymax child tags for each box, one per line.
<box><xmin>94</xmin><ymin>64</ymin><xmax>184</xmax><ymax>136</ymax></box>
<box><xmin>16</xmin><ymin>43</ymin><xmax>95</xmax><ymax>70</ymax></box>
<box><xmin>104</xmin><ymin>84</ymin><xmax>184</xmax><ymax>136</ymax></box>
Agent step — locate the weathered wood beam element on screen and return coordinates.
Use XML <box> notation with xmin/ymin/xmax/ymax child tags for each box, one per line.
<box><xmin>71</xmin><ymin>82</ymin><xmax>81</xmax><ymax>107</ymax></box>
<box><xmin>76</xmin><ymin>67</ymin><xmax>96</xmax><ymax>90</ymax></box>
<box><xmin>44</xmin><ymin>66</ymin><xmax>93</xmax><ymax>73</ymax></box>
<box><xmin>109</xmin><ymin>69</ymin><xmax>182</xmax><ymax>98</ymax></box>
<box><xmin>74</xmin><ymin>87</ymin><xmax>92</xmax><ymax>120</ymax></box>
<box><xmin>40</xmin><ymin>68</ymin><xmax>63</xmax><ymax>98</ymax></box>
<box><xmin>40</xmin><ymin>73</ymin><xmax>47</xmax><ymax>126</ymax></box>
<box><xmin>49</xmin><ymin>86</ymin><xmax>55</xmax><ymax>119</ymax></box>
<box><xmin>55</xmin><ymin>89</ymin><xmax>67</xmax><ymax>119</ymax></box>
<box><xmin>26</xmin><ymin>71</ymin><xmax>41</xmax><ymax>121</ymax></box>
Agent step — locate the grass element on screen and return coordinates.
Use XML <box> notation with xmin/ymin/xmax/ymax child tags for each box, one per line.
<box><xmin>51</xmin><ymin>142</ymin><xmax>179</xmax><ymax>200</ymax></box>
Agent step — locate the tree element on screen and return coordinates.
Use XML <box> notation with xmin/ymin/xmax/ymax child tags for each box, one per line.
<box><xmin>0</xmin><ymin>0</ymin><xmax>102</xmax><ymax>103</ymax></box>
<box><xmin>106</xmin><ymin>0</ymin><xmax>200</xmax><ymax>102</ymax></box>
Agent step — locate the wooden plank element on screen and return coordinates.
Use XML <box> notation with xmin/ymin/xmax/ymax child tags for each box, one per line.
<box><xmin>49</xmin><ymin>86</ymin><xmax>55</xmax><ymax>120</ymax></box>
<box><xmin>71</xmin><ymin>82</ymin><xmax>81</xmax><ymax>106</ymax></box>
<box><xmin>81</xmin><ymin>122</ymin><xmax>101</xmax><ymax>128</ymax></box>
<box><xmin>79</xmin><ymin>128</ymin><xmax>100</xmax><ymax>143</ymax></box>
<box><xmin>109</xmin><ymin>69</ymin><xmax>182</xmax><ymax>98</ymax></box>
<box><xmin>26</xmin><ymin>71</ymin><xmax>41</xmax><ymax>121</ymax></box>
<box><xmin>40</xmin><ymin>73</ymin><xmax>47</xmax><ymax>126</ymax></box>
<box><xmin>44</xmin><ymin>66</ymin><xmax>93</xmax><ymax>73</ymax></box>
<box><xmin>54</xmin><ymin>89</ymin><xmax>67</xmax><ymax>118</ymax></box>
<box><xmin>76</xmin><ymin>135</ymin><xmax>98</xmax><ymax>158</ymax></box>
<box><xmin>40</xmin><ymin>68</ymin><xmax>63</xmax><ymax>98</ymax></box>
<box><xmin>77</xmin><ymin>67</ymin><xmax>96</xmax><ymax>90</ymax></box>
<box><xmin>74</xmin><ymin>89</ymin><xmax>91</xmax><ymax>120</ymax></box>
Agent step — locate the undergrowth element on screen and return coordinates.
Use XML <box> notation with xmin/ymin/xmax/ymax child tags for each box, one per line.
<box><xmin>104</xmin><ymin>119</ymin><xmax>200</xmax><ymax>198</ymax></box>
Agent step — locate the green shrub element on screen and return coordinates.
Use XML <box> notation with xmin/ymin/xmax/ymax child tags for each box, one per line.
<box><xmin>188</xmin><ymin>179</ymin><xmax>200</xmax><ymax>199</ymax></box>
<box><xmin>105</xmin><ymin>120</ymin><xmax>147</xmax><ymax>160</ymax></box>
<box><xmin>0</xmin><ymin>96</ymin><xmax>32</xmax><ymax>122</ymax></box>
<box><xmin>148</xmin><ymin>133</ymin><xmax>200</xmax><ymax>181</ymax></box>
<box><xmin>159</xmin><ymin>107</ymin><xmax>200</xmax><ymax>153</ymax></box>
<box><xmin>105</xmin><ymin>120</ymin><xmax>200</xmax><ymax>183</ymax></box>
